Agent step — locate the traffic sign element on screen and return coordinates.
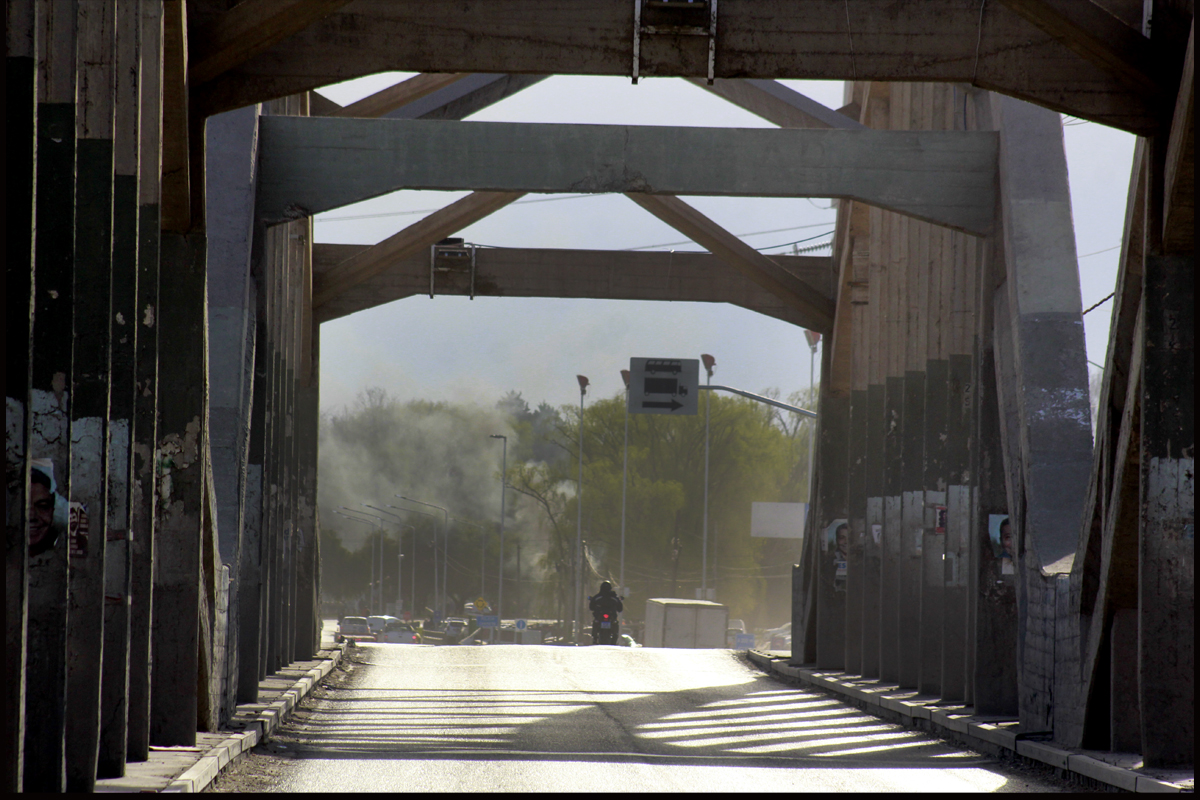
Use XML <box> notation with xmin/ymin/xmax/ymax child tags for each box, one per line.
<box><xmin>475</xmin><ymin>614</ymin><xmax>500</xmax><ymax>628</ymax></box>
<box><xmin>628</xmin><ymin>358</ymin><xmax>699</xmax><ymax>415</ymax></box>
<box><xmin>515</xmin><ymin>619</ymin><xmax>527</xmax><ymax>631</ymax></box>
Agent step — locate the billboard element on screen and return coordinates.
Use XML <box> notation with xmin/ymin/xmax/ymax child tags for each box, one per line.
<box><xmin>750</xmin><ymin>502</ymin><xmax>807</xmax><ymax>539</ymax></box>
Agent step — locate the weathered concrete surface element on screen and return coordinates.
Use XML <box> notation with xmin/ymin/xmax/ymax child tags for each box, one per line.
<box><xmin>5</xmin><ymin>2</ymin><xmax>36</xmax><ymax>787</ymax></box>
<box><xmin>257</xmin><ymin>117</ymin><xmax>998</xmax><ymax>235</ymax></box>
<box><xmin>150</xmin><ymin>232</ymin><xmax>208</xmax><ymax>747</ymax></box>
<box><xmin>1138</xmin><ymin>252</ymin><xmax>1194</xmax><ymax>767</ymax></box>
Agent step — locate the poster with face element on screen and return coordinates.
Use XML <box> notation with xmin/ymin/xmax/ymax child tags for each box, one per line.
<box><xmin>871</xmin><ymin>524</ymin><xmax>882</xmax><ymax>545</ymax></box>
<box><xmin>989</xmin><ymin>514</ymin><xmax>1014</xmax><ymax>575</ymax></box>
<box><xmin>824</xmin><ymin>519</ymin><xmax>849</xmax><ymax>587</ymax></box>
<box><xmin>29</xmin><ymin>458</ymin><xmax>69</xmax><ymax>557</ymax></box>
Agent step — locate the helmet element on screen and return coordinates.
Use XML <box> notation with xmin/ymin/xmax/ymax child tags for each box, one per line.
<box><xmin>600</xmin><ymin>581</ymin><xmax>613</xmax><ymax>593</ymax></box>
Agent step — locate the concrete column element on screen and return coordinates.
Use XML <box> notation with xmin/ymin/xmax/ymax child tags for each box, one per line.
<box><xmin>96</xmin><ymin>0</ymin><xmax>140</xmax><ymax>777</ymax></box>
<box><xmin>814</xmin><ymin>348</ymin><xmax>847</xmax><ymax>669</ymax></box>
<box><xmin>264</xmin><ymin>224</ymin><xmax>283</xmax><ymax>673</ymax></box>
<box><xmin>990</xmin><ymin>92</ymin><xmax>1092</xmax><ymax>733</ymax></box>
<box><xmin>5</xmin><ymin>1</ymin><xmax>37</xmax><ymax>791</ymax></box>
<box><xmin>206</xmin><ymin>103</ymin><xmax>260</xmax><ymax>719</ymax></box>
<box><xmin>125</xmin><ymin>0</ymin><xmax>162</xmax><ymax>764</ymax></box>
<box><xmin>1138</xmin><ymin>250</ymin><xmax>1193</xmax><ymax>766</ymax></box>
<box><xmin>65</xmin><ymin>2</ymin><xmax>117</xmax><ymax>789</ymax></box>
<box><xmin>880</xmin><ymin>373</ymin><xmax>903</xmax><ymax>684</ymax></box>
<box><xmin>941</xmin><ymin>229</ymin><xmax>977</xmax><ymax>703</ymax></box>
<box><xmin>239</xmin><ymin>251</ymin><xmax>265</xmax><ymax>695</ymax></box>
<box><xmin>844</xmin><ymin>388</ymin><xmax>866</xmax><ymax>675</ymax></box>
<box><xmin>149</xmin><ymin>231</ymin><xmax>207</xmax><ymax>747</ymax></box>
<box><xmin>294</xmin><ymin>225</ymin><xmax>318</xmax><ymax>659</ymax></box>
<box><xmin>23</xmin><ymin>2</ymin><xmax>77</xmax><ymax>790</ymax></box>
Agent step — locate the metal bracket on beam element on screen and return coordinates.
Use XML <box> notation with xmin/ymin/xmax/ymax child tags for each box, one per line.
<box><xmin>632</xmin><ymin>0</ymin><xmax>718</xmax><ymax>85</ymax></box>
<box><xmin>429</xmin><ymin>238</ymin><xmax>477</xmax><ymax>299</ymax></box>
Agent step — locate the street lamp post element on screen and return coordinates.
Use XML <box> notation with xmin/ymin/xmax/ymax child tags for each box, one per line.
<box><xmin>365</xmin><ymin>504</ymin><xmax>408</xmax><ymax>615</ymax></box>
<box><xmin>700</xmin><ymin>354</ymin><xmax>716</xmax><ymax>600</ymax></box>
<box><xmin>804</xmin><ymin>330</ymin><xmax>821</xmax><ymax>510</ymax></box>
<box><xmin>575</xmin><ymin>375</ymin><xmax>589</xmax><ymax>643</ymax></box>
<box><xmin>619</xmin><ymin>369</ymin><xmax>631</xmax><ymax>598</ymax></box>
<box><xmin>333</xmin><ymin>509</ymin><xmax>378</xmax><ymax>610</ymax></box>
<box><xmin>387</xmin><ymin>504</ymin><xmax>439</xmax><ymax>618</ymax></box>
<box><xmin>489</xmin><ymin>434</ymin><xmax>508</xmax><ymax>620</ymax></box>
<box><xmin>396</xmin><ymin>495</ymin><xmax>449</xmax><ymax>617</ymax></box>
<box><xmin>339</xmin><ymin>506</ymin><xmax>386</xmax><ymax>610</ymax></box>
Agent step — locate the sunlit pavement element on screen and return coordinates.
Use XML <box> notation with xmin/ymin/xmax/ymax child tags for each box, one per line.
<box><xmin>272</xmin><ymin>644</ymin><xmax>1062</xmax><ymax>792</ymax></box>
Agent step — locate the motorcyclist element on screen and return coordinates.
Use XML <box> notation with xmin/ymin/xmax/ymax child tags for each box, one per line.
<box><xmin>588</xmin><ymin>581</ymin><xmax>623</xmax><ymax>644</ymax></box>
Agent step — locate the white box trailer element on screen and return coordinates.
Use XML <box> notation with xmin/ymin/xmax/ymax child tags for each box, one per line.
<box><xmin>644</xmin><ymin>598</ymin><xmax>729</xmax><ymax>648</ymax></box>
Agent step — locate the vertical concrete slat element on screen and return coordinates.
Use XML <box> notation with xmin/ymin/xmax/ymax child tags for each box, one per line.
<box><xmin>149</xmin><ymin>230</ymin><xmax>206</xmax><ymax>747</ymax></box>
<box><xmin>126</xmin><ymin>0</ymin><xmax>161</xmax><ymax>763</ymax></box>
<box><xmin>206</xmin><ymin>103</ymin><xmax>260</xmax><ymax>721</ymax></box>
<box><xmin>861</xmin><ymin>198</ymin><xmax>886</xmax><ymax>680</ymax></box>
<box><xmin>1138</xmin><ymin>248</ymin><xmax>1194</xmax><ymax>767</ymax></box>
<box><xmin>6</xmin><ymin>1</ymin><xmax>38</xmax><ymax>790</ymax></box>
<box><xmin>815</xmin><ymin>342</ymin><xmax>847</xmax><ymax>670</ymax></box>
<box><xmin>65</xmin><ymin>0</ymin><xmax>117</xmax><ymax>789</ymax></box>
<box><xmin>24</xmin><ymin>2</ymin><xmax>77</xmax><ymax>790</ymax></box>
<box><xmin>96</xmin><ymin>0</ymin><xmax>139</xmax><ymax>777</ymax></box>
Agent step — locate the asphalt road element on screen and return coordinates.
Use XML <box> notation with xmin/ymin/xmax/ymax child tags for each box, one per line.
<box><xmin>209</xmin><ymin>641</ymin><xmax>1078</xmax><ymax>793</ymax></box>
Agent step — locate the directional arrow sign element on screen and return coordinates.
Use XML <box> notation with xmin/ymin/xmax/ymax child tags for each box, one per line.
<box><xmin>628</xmin><ymin>358</ymin><xmax>699</xmax><ymax>415</ymax></box>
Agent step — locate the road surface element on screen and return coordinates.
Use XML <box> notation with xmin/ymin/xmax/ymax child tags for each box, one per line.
<box><xmin>209</xmin><ymin>642</ymin><xmax>1078</xmax><ymax>793</ymax></box>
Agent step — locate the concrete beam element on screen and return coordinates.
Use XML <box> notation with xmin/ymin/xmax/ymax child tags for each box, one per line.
<box><xmin>327</xmin><ymin>71</ymin><xmax>470</xmax><ymax>118</ymax></box>
<box><xmin>188</xmin><ymin>0</ymin><xmax>353</xmax><ymax>87</ymax></box>
<box><xmin>624</xmin><ymin>194</ymin><xmax>836</xmax><ymax>331</ymax></box>
<box><xmin>689</xmin><ymin>78</ymin><xmax>868</xmax><ymax>130</ymax></box>
<box><xmin>995</xmin><ymin>0</ymin><xmax>1160</xmax><ymax>97</ymax></box>
<box><xmin>258</xmin><ymin>117</ymin><xmax>997</xmax><ymax>235</ymax></box>
<box><xmin>379</xmin><ymin>73</ymin><xmax>549</xmax><ymax>121</ymax></box>
<box><xmin>313</xmin><ymin>191</ymin><xmax>523</xmax><ymax>307</ymax></box>
<box><xmin>313</xmin><ymin>244</ymin><xmax>833</xmax><ymax>329</ymax></box>
<box><xmin>192</xmin><ymin>0</ymin><xmax>1158</xmax><ymax>134</ymax></box>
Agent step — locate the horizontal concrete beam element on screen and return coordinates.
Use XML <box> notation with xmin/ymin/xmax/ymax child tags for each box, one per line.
<box><xmin>193</xmin><ymin>0</ymin><xmax>1158</xmax><ymax>134</ymax></box>
<box><xmin>258</xmin><ymin>117</ymin><xmax>997</xmax><ymax>234</ymax></box>
<box><xmin>311</xmin><ymin>244</ymin><xmax>834</xmax><ymax>332</ymax></box>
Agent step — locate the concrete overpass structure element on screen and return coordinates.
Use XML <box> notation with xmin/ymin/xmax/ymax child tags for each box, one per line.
<box><xmin>5</xmin><ymin>0</ymin><xmax>1192</xmax><ymax>791</ymax></box>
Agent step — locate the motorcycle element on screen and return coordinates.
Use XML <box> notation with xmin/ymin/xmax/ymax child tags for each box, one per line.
<box><xmin>591</xmin><ymin>611</ymin><xmax>620</xmax><ymax>645</ymax></box>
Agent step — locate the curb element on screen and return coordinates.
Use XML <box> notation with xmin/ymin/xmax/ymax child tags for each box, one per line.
<box><xmin>746</xmin><ymin>650</ymin><xmax>1191</xmax><ymax>794</ymax></box>
<box><xmin>161</xmin><ymin>646</ymin><xmax>344</xmax><ymax>793</ymax></box>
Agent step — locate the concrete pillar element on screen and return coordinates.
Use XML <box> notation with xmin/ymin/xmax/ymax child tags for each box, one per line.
<box><xmin>5</xmin><ymin>1</ymin><xmax>37</xmax><ymax>791</ymax></box>
<box><xmin>96</xmin><ymin>0</ymin><xmax>140</xmax><ymax>777</ymax></box>
<box><xmin>64</xmin><ymin>2</ymin><xmax>117</xmax><ymax>789</ymax></box>
<box><xmin>844</xmin><ymin>388</ymin><xmax>866</xmax><ymax>676</ymax></box>
<box><xmin>1109</xmin><ymin>608</ymin><xmax>1141</xmax><ymax>752</ymax></box>
<box><xmin>6</xmin><ymin>2</ymin><xmax>38</xmax><ymax>791</ymax></box>
<box><xmin>206</xmin><ymin>103</ymin><xmax>260</xmax><ymax>719</ymax></box>
<box><xmin>239</xmin><ymin>260</ymin><xmax>265</xmax><ymax>696</ymax></box>
<box><xmin>990</xmin><ymin>92</ymin><xmax>1092</xmax><ymax>733</ymax></box>
<box><xmin>1138</xmin><ymin>250</ymin><xmax>1193</xmax><ymax>766</ymax></box>
<box><xmin>23</xmin><ymin>2</ymin><xmax>77</xmax><ymax>790</ymax></box>
<box><xmin>880</xmin><ymin>373</ymin><xmax>903</xmax><ymax>684</ymax></box>
<box><xmin>861</xmin><ymin>381</ymin><xmax>883</xmax><ymax>680</ymax></box>
<box><xmin>264</xmin><ymin>224</ymin><xmax>283</xmax><ymax>673</ymax></box>
<box><xmin>125</xmin><ymin>0</ymin><xmax>162</xmax><ymax>764</ymax></box>
<box><xmin>294</xmin><ymin>224</ymin><xmax>318</xmax><ymax>659</ymax></box>
<box><xmin>149</xmin><ymin>231</ymin><xmax>207</xmax><ymax>747</ymax></box>
<box><xmin>814</xmin><ymin>344</ymin><xmax>847</xmax><ymax>669</ymax></box>
<box><xmin>898</xmin><ymin>226</ymin><xmax>925</xmax><ymax>691</ymax></box>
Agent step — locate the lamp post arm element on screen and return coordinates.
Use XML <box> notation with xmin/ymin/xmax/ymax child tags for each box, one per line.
<box><xmin>698</xmin><ymin>384</ymin><xmax>817</xmax><ymax>418</ymax></box>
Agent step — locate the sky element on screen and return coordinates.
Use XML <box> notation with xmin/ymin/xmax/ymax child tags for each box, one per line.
<box><xmin>312</xmin><ymin>74</ymin><xmax>1136</xmax><ymax>416</ymax></box>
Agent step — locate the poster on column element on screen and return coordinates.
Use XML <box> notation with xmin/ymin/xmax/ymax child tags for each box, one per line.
<box><xmin>823</xmin><ymin>518</ymin><xmax>849</xmax><ymax>591</ymax></box>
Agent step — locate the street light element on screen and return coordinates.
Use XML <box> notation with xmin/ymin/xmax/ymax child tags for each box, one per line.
<box><xmin>336</xmin><ymin>507</ymin><xmax>383</xmax><ymax>611</ymax></box>
<box><xmin>619</xmin><ymin>369</ymin><xmax>631</xmax><ymax>598</ymax></box>
<box><xmin>365</xmin><ymin>504</ymin><xmax>408</xmax><ymax>616</ymax></box>
<box><xmin>387</xmin><ymin>504</ymin><xmax>440</xmax><ymax>618</ymax></box>
<box><xmin>804</xmin><ymin>330</ymin><xmax>821</xmax><ymax>513</ymax></box>
<box><xmin>396</xmin><ymin>495</ymin><xmax>449</xmax><ymax>617</ymax></box>
<box><xmin>489</xmin><ymin>434</ymin><xmax>508</xmax><ymax>619</ymax></box>
<box><xmin>701</xmin><ymin>354</ymin><xmax>715</xmax><ymax>600</ymax></box>
<box><xmin>575</xmin><ymin>374</ymin><xmax>589</xmax><ymax>643</ymax></box>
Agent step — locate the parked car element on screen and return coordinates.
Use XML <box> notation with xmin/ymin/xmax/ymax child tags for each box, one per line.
<box><xmin>378</xmin><ymin>620</ymin><xmax>423</xmax><ymax>644</ymax></box>
<box><xmin>335</xmin><ymin>616</ymin><xmax>373</xmax><ymax>643</ymax></box>
<box><xmin>442</xmin><ymin>617</ymin><xmax>471</xmax><ymax>644</ymax></box>
<box><xmin>366</xmin><ymin>615</ymin><xmax>400</xmax><ymax>636</ymax></box>
<box><xmin>728</xmin><ymin>618</ymin><xmax>747</xmax><ymax>633</ymax></box>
